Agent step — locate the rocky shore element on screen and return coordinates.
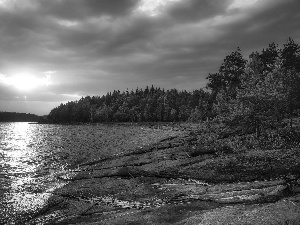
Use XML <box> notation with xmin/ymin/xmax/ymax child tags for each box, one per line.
<box><xmin>25</xmin><ymin>124</ymin><xmax>300</xmax><ymax>225</ymax></box>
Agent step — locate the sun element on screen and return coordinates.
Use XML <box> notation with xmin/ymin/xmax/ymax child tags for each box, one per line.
<box><xmin>0</xmin><ymin>73</ymin><xmax>51</xmax><ymax>91</ymax></box>
<box><xmin>10</xmin><ymin>75</ymin><xmax>42</xmax><ymax>91</ymax></box>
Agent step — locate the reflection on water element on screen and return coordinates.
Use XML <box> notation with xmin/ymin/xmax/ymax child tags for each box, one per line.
<box><xmin>0</xmin><ymin>122</ymin><xmax>142</xmax><ymax>224</ymax></box>
<box><xmin>0</xmin><ymin>122</ymin><xmax>69</xmax><ymax>224</ymax></box>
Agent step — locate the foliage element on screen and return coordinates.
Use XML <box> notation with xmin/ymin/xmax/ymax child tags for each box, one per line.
<box><xmin>0</xmin><ymin>111</ymin><xmax>41</xmax><ymax>122</ymax></box>
<box><xmin>207</xmin><ymin>48</ymin><xmax>247</xmax><ymax>98</ymax></box>
<box><xmin>48</xmin><ymin>86</ymin><xmax>211</xmax><ymax>123</ymax></box>
<box><xmin>213</xmin><ymin>38</ymin><xmax>300</xmax><ymax>137</ymax></box>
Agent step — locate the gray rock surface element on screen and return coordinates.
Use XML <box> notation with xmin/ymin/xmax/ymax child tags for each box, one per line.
<box><xmin>27</xmin><ymin>128</ymin><xmax>300</xmax><ymax>225</ymax></box>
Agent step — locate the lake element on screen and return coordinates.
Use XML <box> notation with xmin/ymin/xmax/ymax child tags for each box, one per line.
<box><xmin>0</xmin><ymin>122</ymin><xmax>179</xmax><ymax>224</ymax></box>
<box><xmin>0</xmin><ymin>122</ymin><xmax>76</xmax><ymax>224</ymax></box>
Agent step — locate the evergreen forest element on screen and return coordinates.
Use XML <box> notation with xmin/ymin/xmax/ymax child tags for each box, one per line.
<box><xmin>0</xmin><ymin>112</ymin><xmax>41</xmax><ymax>122</ymax></box>
<box><xmin>48</xmin><ymin>38</ymin><xmax>300</xmax><ymax>133</ymax></box>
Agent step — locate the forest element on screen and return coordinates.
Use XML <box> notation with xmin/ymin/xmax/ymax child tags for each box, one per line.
<box><xmin>48</xmin><ymin>38</ymin><xmax>300</xmax><ymax>133</ymax></box>
<box><xmin>0</xmin><ymin>112</ymin><xmax>41</xmax><ymax>122</ymax></box>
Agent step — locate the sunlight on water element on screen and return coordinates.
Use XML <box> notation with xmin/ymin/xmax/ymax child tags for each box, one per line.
<box><xmin>5</xmin><ymin>123</ymin><xmax>37</xmax><ymax>174</ymax></box>
<box><xmin>0</xmin><ymin>122</ymin><xmax>127</xmax><ymax>224</ymax></box>
<box><xmin>0</xmin><ymin>122</ymin><xmax>69</xmax><ymax>224</ymax></box>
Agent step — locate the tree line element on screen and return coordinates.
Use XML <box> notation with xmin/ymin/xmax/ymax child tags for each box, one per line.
<box><xmin>0</xmin><ymin>112</ymin><xmax>41</xmax><ymax>122</ymax></box>
<box><xmin>48</xmin><ymin>38</ymin><xmax>300</xmax><ymax>131</ymax></box>
<box><xmin>48</xmin><ymin>87</ymin><xmax>212</xmax><ymax>123</ymax></box>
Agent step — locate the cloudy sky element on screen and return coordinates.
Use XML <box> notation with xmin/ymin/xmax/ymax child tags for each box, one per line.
<box><xmin>0</xmin><ymin>0</ymin><xmax>299</xmax><ymax>115</ymax></box>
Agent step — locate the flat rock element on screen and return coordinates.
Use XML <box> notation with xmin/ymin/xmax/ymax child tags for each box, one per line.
<box><xmin>158</xmin><ymin>179</ymin><xmax>287</xmax><ymax>204</ymax></box>
<box><xmin>180</xmin><ymin>195</ymin><xmax>300</xmax><ymax>225</ymax></box>
<box><xmin>25</xmin><ymin>127</ymin><xmax>300</xmax><ymax>225</ymax></box>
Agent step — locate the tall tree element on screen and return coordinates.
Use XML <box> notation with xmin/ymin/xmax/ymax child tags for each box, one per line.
<box><xmin>207</xmin><ymin>48</ymin><xmax>247</xmax><ymax>99</ymax></box>
<box><xmin>260</xmin><ymin>42</ymin><xmax>279</xmax><ymax>73</ymax></box>
<box><xmin>281</xmin><ymin>37</ymin><xmax>300</xmax><ymax>72</ymax></box>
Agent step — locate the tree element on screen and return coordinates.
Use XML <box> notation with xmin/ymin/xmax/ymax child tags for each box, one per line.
<box><xmin>260</xmin><ymin>42</ymin><xmax>279</xmax><ymax>73</ymax></box>
<box><xmin>207</xmin><ymin>48</ymin><xmax>247</xmax><ymax>109</ymax></box>
<box><xmin>280</xmin><ymin>38</ymin><xmax>300</xmax><ymax>128</ymax></box>
<box><xmin>189</xmin><ymin>107</ymin><xmax>203</xmax><ymax>122</ymax></box>
<box><xmin>206</xmin><ymin>72</ymin><xmax>223</xmax><ymax>96</ymax></box>
<box><xmin>281</xmin><ymin>37</ymin><xmax>300</xmax><ymax>72</ymax></box>
<box><xmin>226</xmin><ymin>56</ymin><xmax>289</xmax><ymax>136</ymax></box>
<box><xmin>94</xmin><ymin>105</ymin><xmax>113</xmax><ymax>122</ymax></box>
<box><xmin>211</xmin><ymin>40</ymin><xmax>300</xmax><ymax>136</ymax></box>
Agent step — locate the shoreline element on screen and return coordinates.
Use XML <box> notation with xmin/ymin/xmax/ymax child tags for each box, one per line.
<box><xmin>24</xmin><ymin>123</ymin><xmax>300</xmax><ymax>225</ymax></box>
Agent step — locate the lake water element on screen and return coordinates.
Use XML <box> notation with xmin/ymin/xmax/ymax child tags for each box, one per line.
<box><xmin>0</xmin><ymin>122</ymin><xmax>118</xmax><ymax>224</ymax></box>
<box><xmin>0</xmin><ymin>122</ymin><xmax>176</xmax><ymax>224</ymax></box>
<box><xmin>0</xmin><ymin>122</ymin><xmax>75</xmax><ymax>224</ymax></box>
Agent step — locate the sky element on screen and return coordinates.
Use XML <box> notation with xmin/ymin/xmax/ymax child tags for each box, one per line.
<box><xmin>0</xmin><ymin>0</ymin><xmax>300</xmax><ymax>115</ymax></box>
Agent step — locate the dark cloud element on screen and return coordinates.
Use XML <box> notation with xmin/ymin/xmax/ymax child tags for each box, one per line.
<box><xmin>37</xmin><ymin>0</ymin><xmax>139</xmax><ymax>19</ymax></box>
<box><xmin>36</xmin><ymin>0</ymin><xmax>138</xmax><ymax>20</ymax></box>
<box><xmin>212</xmin><ymin>0</ymin><xmax>300</xmax><ymax>54</ymax></box>
<box><xmin>166</xmin><ymin>0</ymin><xmax>233</xmax><ymax>22</ymax></box>
<box><xmin>0</xmin><ymin>0</ymin><xmax>300</xmax><ymax>115</ymax></box>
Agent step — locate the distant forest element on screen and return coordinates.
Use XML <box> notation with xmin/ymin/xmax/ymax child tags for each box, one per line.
<box><xmin>48</xmin><ymin>38</ymin><xmax>300</xmax><ymax>130</ymax></box>
<box><xmin>0</xmin><ymin>112</ymin><xmax>41</xmax><ymax>122</ymax></box>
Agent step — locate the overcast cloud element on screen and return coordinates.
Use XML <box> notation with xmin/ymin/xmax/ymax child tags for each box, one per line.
<box><xmin>0</xmin><ymin>0</ymin><xmax>300</xmax><ymax>115</ymax></box>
